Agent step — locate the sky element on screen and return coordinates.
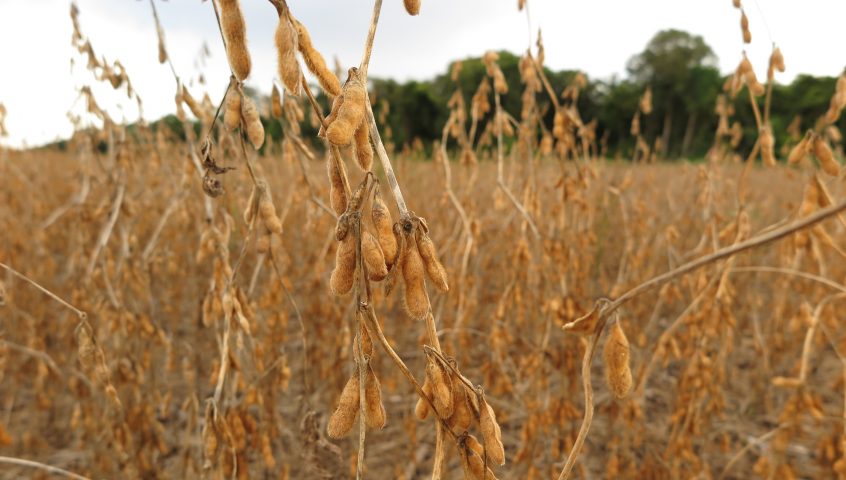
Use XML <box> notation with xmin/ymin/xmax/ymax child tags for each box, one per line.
<box><xmin>0</xmin><ymin>0</ymin><xmax>844</xmax><ymax>148</ymax></box>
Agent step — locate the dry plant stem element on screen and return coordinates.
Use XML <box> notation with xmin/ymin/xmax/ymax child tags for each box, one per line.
<box><xmin>730</xmin><ymin>266</ymin><xmax>846</xmax><ymax>293</ymax></box>
<box><xmin>717</xmin><ymin>424</ymin><xmax>789</xmax><ymax>479</ymax></box>
<box><xmin>353</xmin><ymin>220</ymin><xmax>368</xmax><ymax>480</ymax></box>
<box><xmin>357</xmin><ymin>0</ymin><xmax>382</xmax><ymax>80</ymax></box>
<box><xmin>635</xmin><ymin>272</ymin><xmax>722</xmax><ymax>397</ymax></box>
<box><xmin>364</xmin><ymin>100</ymin><xmax>408</xmax><ymax>216</ymax></box>
<box><xmin>360</xmin><ymin>304</ymin><xmax>457</xmax><ymax>442</ymax></box>
<box><xmin>40</xmin><ymin>167</ymin><xmax>90</xmax><ymax>230</ymax></box>
<box><xmin>557</xmin><ymin>326</ymin><xmax>604</xmax><ymax>480</ymax></box>
<box><xmin>355</xmin><ymin>0</ymin><xmax>409</xmax><ymax>217</ymax></box>
<box><xmin>84</xmin><ymin>182</ymin><xmax>125</xmax><ymax>280</ymax></box>
<box><xmin>530</xmin><ymin>53</ymin><xmax>561</xmax><ymax>111</ymax></box>
<box><xmin>0</xmin><ymin>262</ymin><xmax>86</xmax><ymax>319</ymax></box>
<box><xmin>605</xmin><ymin>198</ymin><xmax>846</xmax><ymax>317</ymax></box>
<box><xmin>141</xmin><ymin>190</ymin><xmax>187</xmax><ymax>263</ymax></box>
<box><xmin>2</xmin><ymin>340</ymin><xmax>63</xmax><ymax>378</ymax></box>
<box><xmin>0</xmin><ymin>456</ymin><xmax>91</xmax><ymax>480</ymax></box>
<box><xmin>558</xmin><ymin>197</ymin><xmax>846</xmax><ymax>479</ymax></box>
<box><xmin>292</xmin><ymin>138</ymin><xmax>337</xmax><ymax>219</ymax></box>
<box><xmin>494</xmin><ymin>90</ymin><xmax>540</xmax><ymax>239</ymax></box>
<box><xmin>292</xmin><ymin>73</ymin><xmax>352</xmax><ymax>200</ymax></box>
<box><xmin>148</xmin><ymin>0</ymin><xmax>179</xmax><ymax>80</ymax></box>
<box><xmin>268</xmin><ymin>253</ymin><xmax>311</xmax><ymax>397</ymax></box>
<box><xmin>438</xmin><ymin>139</ymin><xmax>474</xmax><ymax>334</ymax></box>
<box><xmin>748</xmin><ymin>86</ymin><xmax>763</xmax><ymax>130</ymax></box>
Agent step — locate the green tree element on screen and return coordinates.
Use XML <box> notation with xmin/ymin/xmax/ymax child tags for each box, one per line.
<box><xmin>627</xmin><ymin>29</ymin><xmax>719</xmax><ymax>157</ymax></box>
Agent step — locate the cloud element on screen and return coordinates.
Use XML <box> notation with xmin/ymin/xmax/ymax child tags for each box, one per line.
<box><xmin>0</xmin><ymin>0</ymin><xmax>844</xmax><ymax>148</ymax></box>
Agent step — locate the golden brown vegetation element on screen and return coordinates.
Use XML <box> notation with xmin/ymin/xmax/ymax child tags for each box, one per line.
<box><xmin>2</xmin><ymin>0</ymin><xmax>846</xmax><ymax>479</ymax></box>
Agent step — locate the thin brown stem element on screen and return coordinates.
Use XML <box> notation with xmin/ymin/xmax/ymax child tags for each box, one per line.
<box><xmin>0</xmin><ymin>456</ymin><xmax>91</xmax><ymax>480</ymax></box>
<box><xmin>0</xmin><ymin>262</ymin><xmax>86</xmax><ymax>319</ymax></box>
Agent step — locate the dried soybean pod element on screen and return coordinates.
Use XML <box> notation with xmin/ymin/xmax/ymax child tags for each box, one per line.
<box><xmin>426</xmin><ymin>359</ymin><xmax>453</xmax><ymax>418</ymax></box>
<box><xmin>241</xmin><ymin>95</ymin><xmax>265</xmax><ymax>149</ymax></box>
<box><xmin>274</xmin><ymin>14</ymin><xmax>301</xmax><ymax>95</ymax></box>
<box><xmin>327</xmin><ymin>157</ymin><xmax>347</xmax><ymax>215</ymax></box>
<box><xmin>330</xmin><ymin>236</ymin><xmax>356</xmax><ymax>296</ymax></box>
<box><xmin>813</xmin><ymin>135</ymin><xmax>840</xmax><ymax>176</ymax></box>
<box><xmin>353</xmin><ymin>122</ymin><xmax>373</xmax><ymax>171</ymax></box>
<box><xmin>403</xmin><ymin>0</ymin><xmax>421</xmax><ymax>15</ymax></box>
<box><xmin>465</xmin><ymin>434</ymin><xmax>485</xmax><ymax>457</ymax></box>
<box><xmin>479</xmin><ymin>395</ymin><xmax>505</xmax><ymax>466</ymax></box>
<box><xmin>371</xmin><ymin>187</ymin><xmax>398</xmax><ymax>268</ymax></box>
<box><xmin>364</xmin><ymin>366</ymin><xmax>386</xmax><ymax>429</ymax></box>
<box><xmin>415</xmin><ymin>380</ymin><xmax>433</xmax><ymax>420</ymax></box>
<box><xmin>603</xmin><ymin>321</ymin><xmax>633</xmax><ymax>399</ymax></box>
<box><xmin>320</xmin><ymin>95</ymin><xmax>344</xmax><ymax>138</ymax></box>
<box><xmin>219</xmin><ymin>0</ymin><xmax>251</xmax><ymax>81</ymax></box>
<box><xmin>740</xmin><ymin>10</ymin><xmax>751</xmax><ymax>44</ymax></box>
<box><xmin>447</xmin><ymin>381</ymin><xmax>473</xmax><ymax>431</ymax></box>
<box><xmin>788</xmin><ymin>135</ymin><xmax>810</xmax><ymax>165</ymax></box>
<box><xmin>759</xmin><ymin>127</ymin><xmax>776</xmax><ymax>167</ymax></box>
<box><xmin>347</xmin><ymin>177</ymin><xmax>369</xmax><ymax>213</ymax></box>
<box><xmin>327</xmin><ymin>373</ymin><xmax>359</xmax><ymax>438</ymax></box>
<box><xmin>258</xmin><ymin>187</ymin><xmax>283</xmax><ymax>235</ymax></box>
<box><xmin>771</xmin><ymin>47</ymin><xmax>785</xmax><ymax>74</ymax></box>
<box><xmin>401</xmin><ymin>235</ymin><xmax>429</xmax><ymax>320</ymax></box>
<box><xmin>416</xmin><ymin>229</ymin><xmax>448</xmax><ymax>292</ymax></box>
<box><xmin>363</xmin><ymin>231</ymin><xmax>388</xmax><ymax>281</ymax></box>
<box><xmin>293</xmin><ymin>19</ymin><xmax>341</xmax><ymax>97</ymax></box>
<box><xmin>224</xmin><ymin>89</ymin><xmax>242</xmax><ymax>131</ymax></box>
<box><xmin>459</xmin><ymin>440</ymin><xmax>499</xmax><ymax>480</ymax></box>
<box><xmin>326</xmin><ymin>68</ymin><xmax>366</xmax><ymax>146</ymax></box>
<box><xmin>270</xmin><ymin>84</ymin><xmax>283</xmax><ymax>119</ymax></box>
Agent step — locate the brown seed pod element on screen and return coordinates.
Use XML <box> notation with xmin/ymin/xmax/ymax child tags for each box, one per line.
<box><xmin>401</xmin><ymin>235</ymin><xmax>429</xmax><ymax>319</ymax></box>
<box><xmin>326</xmin><ymin>68</ymin><xmax>366</xmax><ymax>146</ymax></box>
<box><xmin>426</xmin><ymin>359</ymin><xmax>453</xmax><ymax>418</ymax></box>
<box><xmin>224</xmin><ymin>89</ymin><xmax>242</xmax><ymax>131</ymax></box>
<box><xmin>293</xmin><ymin>19</ymin><xmax>341</xmax><ymax>97</ymax></box>
<box><xmin>327</xmin><ymin>373</ymin><xmax>359</xmax><ymax>438</ymax></box>
<box><xmin>415</xmin><ymin>380</ymin><xmax>433</xmax><ymax>420</ymax></box>
<box><xmin>479</xmin><ymin>395</ymin><xmax>505</xmax><ymax>466</ymax></box>
<box><xmin>788</xmin><ymin>135</ymin><xmax>810</xmax><ymax>165</ymax></box>
<box><xmin>219</xmin><ymin>0</ymin><xmax>251</xmax><ymax>81</ymax></box>
<box><xmin>813</xmin><ymin>135</ymin><xmax>840</xmax><ymax>176</ymax></box>
<box><xmin>330</xmin><ymin>235</ymin><xmax>356</xmax><ymax>296</ymax></box>
<box><xmin>364</xmin><ymin>366</ymin><xmax>386</xmax><ymax>429</ymax></box>
<box><xmin>403</xmin><ymin>0</ymin><xmax>421</xmax><ymax>15</ymax></box>
<box><xmin>459</xmin><ymin>438</ymin><xmax>500</xmax><ymax>480</ymax></box>
<box><xmin>241</xmin><ymin>95</ymin><xmax>265</xmax><ymax>149</ymax></box>
<box><xmin>274</xmin><ymin>14</ymin><xmax>301</xmax><ymax>95</ymax></box>
<box><xmin>353</xmin><ymin>122</ymin><xmax>373</xmax><ymax>171</ymax></box>
<box><xmin>270</xmin><ymin>84</ymin><xmax>283</xmax><ymax>119</ymax></box>
<box><xmin>320</xmin><ymin>94</ymin><xmax>344</xmax><ymax>138</ymax></box>
<box><xmin>770</xmin><ymin>47</ymin><xmax>785</xmax><ymax>75</ymax></box>
<box><xmin>416</xmin><ymin>229</ymin><xmax>448</xmax><ymax>293</ymax></box>
<box><xmin>759</xmin><ymin>127</ymin><xmax>776</xmax><ymax>167</ymax></box>
<box><xmin>258</xmin><ymin>186</ymin><xmax>283</xmax><ymax>235</ymax></box>
<box><xmin>603</xmin><ymin>321</ymin><xmax>633</xmax><ymax>399</ymax></box>
<box><xmin>447</xmin><ymin>381</ymin><xmax>473</xmax><ymax>432</ymax></box>
<box><xmin>732</xmin><ymin>0</ymin><xmax>741</xmax><ymax>8</ymax></box>
<box><xmin>363</xmin><ymin>231</ymin><xmax>388</xmax><ymax>282</ymax></box>
<box><xmin>371</xmin><ymin>188</ymin><xmax>398</xmax><ymax>268</ymax></box>
<box><xmin>740</xmin><ymin>10</ymin><xmax>751</xmax><ymax>44</ymax></box>
<box><xmin>327</xmin><ymin>157</ymin><xmax>347</xmax><ymax>215</ymax></box>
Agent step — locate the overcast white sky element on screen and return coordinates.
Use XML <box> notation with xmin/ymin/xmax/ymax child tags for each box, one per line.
<box><xmin>0</xmin><ymin>0</ymin><xmax>844</xmax><ymax>148</ymax></box>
